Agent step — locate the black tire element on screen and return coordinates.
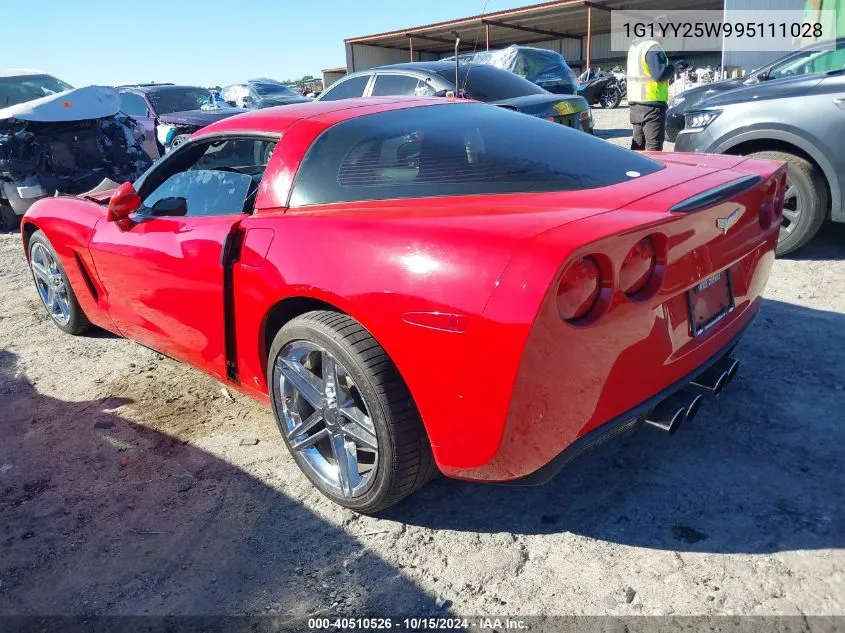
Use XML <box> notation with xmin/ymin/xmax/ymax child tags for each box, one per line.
<box><xmin>267</xmin><ymin>310</ymin><xmax>437</xmax><ymax>513</ymax></box>
<box><xmin>28</xmin><ymin>230</ymin><xmax>91</xmax><ymax>335</ymax></box>
<box><xmin>0</xmin><ymin>205</ymin><xmax>19</xmax><ymax>232</ymax></box>
<box><xmin>599</xmin><ymin>87</ymin><xmax>622</xmax><ymax>109</ymax></box>
<box><xmin>748</xmin><ymin>151</ymin><xmax>828</xmax><ymax>256</ymax></box>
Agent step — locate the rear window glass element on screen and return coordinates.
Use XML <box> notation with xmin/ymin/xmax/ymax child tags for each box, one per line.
<box><xmin>289</xmin><ymin>103</ymin><xmax>663</xmax><ymax>206</ymax></box>
<box><xmin>431</xmin><ymin>64</ymin><xmax>547</xmax><ymax>101</ymax></box>
<box><xmin>319</xmin><ymin>75</ymin><xmax>369</xmax><ymax>101</ymax></box>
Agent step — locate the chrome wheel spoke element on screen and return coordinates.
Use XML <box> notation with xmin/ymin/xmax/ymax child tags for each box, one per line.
<box><xmin>277</xmin><ymin>358</ymin><xmax>325</xmax><ymax>409</ymax></box>
<box><xmin>330</xmin><ymin>433</ymin><xmax>358</xmax><ymax>497</ymax></box>
<box><xmin>784</xmin><ymin>184</ymin><xmax>796</xmax><ymax>200</ymax></box>
<box><xmin>288</xmin><ymin>409</ymin><xmax>323</xmax><ymax>439</ymax></box>
<box><xmin>341</xmin><ymin>420</ymin><xmax>378</xmax><ymax>451</ymax></box>
<box><xmin>31</xmin><ymin>260</ymin><xmax>51</xmax><ymax>284</ymax></box>
<box><xmin>291</xmin><ymin>427</ymin><xmax>330</xmax><ymax>452</ymax></box>
<box><xmin>322</xmin><ymin>352</ymin><xmax>339</xmax><ymax>404</ymax></box>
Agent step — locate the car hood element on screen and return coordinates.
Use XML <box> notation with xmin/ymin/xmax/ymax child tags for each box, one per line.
<box><xmin>696</xmin><ymin>72</ymin><xmax>828</xmax><ymax>109</ymax></box>
<box><xmin>259</xmin><ymin>95</ymin><xmax>312</xmax><ymax>107</ymax></box>
<box><xmin>0</xmin><ymin>85</ymin><xmax>120</xmax><ymax>122</ymax></box>
<box><xmin>669</xmin><ymin>77</ymin><xmax>746</xmax><ymax>110</ymax></box>
<box><xmin>490</xmin><ymin>93</ymin><xmax>588</xmax><ymax>117</ymax></box>
<box><xmin>157</xmin><ymin>107</ymin><xmax>247</xmax><ymax>127</ymax></box>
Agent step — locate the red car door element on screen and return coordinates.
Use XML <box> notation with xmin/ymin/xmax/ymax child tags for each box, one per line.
<box><xmin>88</xmin><ymin>136</ymin><xmax>277</xmax><ymax>380</ymax></box>
<box><xmin>90</xmin><ymin>214</ymin><xmax>239</xmax><ymax>379</ymax></box>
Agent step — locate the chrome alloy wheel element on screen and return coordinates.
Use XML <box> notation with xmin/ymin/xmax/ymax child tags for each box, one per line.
<box><xmin>275</xmin><ymin>341</ymin><xmax>379</xmax><ymax>499</ymax></box>
<box><xmin>780</xmin><ymin>179</ymin><xmax>803</xmax><ymax>241</ymax></box>
<box><xmin>30</xmin><ymin>242</ymin><xmax>71</xmax><ymax>327</ymax></box>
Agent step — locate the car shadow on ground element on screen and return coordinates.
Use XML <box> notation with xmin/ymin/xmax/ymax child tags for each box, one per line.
<box><xmin>0</xmin><ymin>349</ymin><xmax>437</xmax><ymax>616</ymax></box>
<box><xmin>388</xmin><ymin>298</ymin><xmax>845</xmax><ymax>555</ymax></box>
<box><xmin>784</xmin><ymin>222</ymin><xmax>845</xmax><ymax>261</ymax></box>
<box><xmin>593</xmin><ymin>128</ymin><xmax>631</xmax><ymax>140</ymax></box>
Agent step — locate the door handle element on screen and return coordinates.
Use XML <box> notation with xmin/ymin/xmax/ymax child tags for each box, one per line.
<box><xmin>834</xmin><ymin>98</ymin><xmax>845</xmax><ymax>111</ymax></box>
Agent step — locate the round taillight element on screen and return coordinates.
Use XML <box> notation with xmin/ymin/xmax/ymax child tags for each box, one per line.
<box><xmin>620</xmin><ymin>237</ymin><xmax>657</xmax><ymax>296</ymax></box>
<box><xmin>557</xmin><ymin>256</ymin><xmax>601</xmax><ymax>321</ymax></box>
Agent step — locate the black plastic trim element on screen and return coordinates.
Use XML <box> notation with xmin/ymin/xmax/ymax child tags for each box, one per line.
<box><xmin>669</xmin><ymin>175</ymin><xmax>762</xmax><ymax>213</ymax></box>
<box><xmin>502</xmin><ymin>311</ymin><xmax>756</xmax><ymax>486</ymax></box>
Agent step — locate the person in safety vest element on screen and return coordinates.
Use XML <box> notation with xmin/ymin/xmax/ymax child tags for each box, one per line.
<box><xmin>626</xmin><ymin>17</ymin><xmax>674</xmax><ymax>151</ymax></box>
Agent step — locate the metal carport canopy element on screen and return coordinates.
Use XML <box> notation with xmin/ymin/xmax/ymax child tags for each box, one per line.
<box><xmin>346</xmin><ymin>0</ymin><xmax>723</xmax><ymax>55</ymax></box>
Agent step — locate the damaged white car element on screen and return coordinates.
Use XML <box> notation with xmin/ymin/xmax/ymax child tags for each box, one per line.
<box><xmin>0</xmin><ymin>69</ymin><xmax>152</xmax><ymax>231</ymax></box>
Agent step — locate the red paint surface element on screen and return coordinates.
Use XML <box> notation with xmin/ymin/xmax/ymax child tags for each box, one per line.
<box><xmin>21</xmin><ymin>99</ymin><xmax>784</xmax><ymax>482</ymax></box>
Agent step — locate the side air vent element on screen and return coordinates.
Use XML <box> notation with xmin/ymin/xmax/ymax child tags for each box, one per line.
<box><xmin>73</xmin><ymin>252</ymin><xmax>99</xmax><ymax>301</ymax></box>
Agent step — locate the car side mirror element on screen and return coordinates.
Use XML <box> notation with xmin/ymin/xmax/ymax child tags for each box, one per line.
<box><xmin>150</xmin><ymin>196</ymin><xmax>188</xmax><ymax>217</ymax></box>
<box><xmin>107</xmin><ymin>182</ymin><xmax>141</xmax><ymax>223</ymax></box>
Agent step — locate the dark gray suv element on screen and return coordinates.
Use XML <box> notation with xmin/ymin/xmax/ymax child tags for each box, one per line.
<box><xmin>674</xmin><ymin>69</ymin><xmax>845</xmax><ymax>255</ymax></box>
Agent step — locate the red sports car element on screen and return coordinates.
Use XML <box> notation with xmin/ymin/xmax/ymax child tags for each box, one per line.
<box><xmin>21</xmin><ymin>97</ymin><xmax>786</xmax><ymax>513</ymax></box>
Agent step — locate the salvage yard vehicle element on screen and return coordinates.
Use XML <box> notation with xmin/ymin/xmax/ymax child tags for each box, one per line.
<box><xmin>667</xmin><ymin>38</ymin><xmax>845</xmax><ymax>143</ymax></box>
<box><xmin>22</xmin><ymin>97</ymin><xmax>785</xmax><ymax>512</ymax></box>
<box><xmin>317</xmin><ymin>61</ymin><xmax>594</xmax><ymax>134</ymax></box>
<box><xmin>221</xmin><ymin>79</ymin><xmax>311</xmax><ymax>109</ymax></box>
<box><xmin>116</xmin><ymin>84</ymin><xmax>246</xmax><ymax>160</ymax></box>
<box><xmin>448</xmin><ymin>44</ymin><xmax>580</xmax><ymax>95</ymax></box>
<box><xmin>674</xmin><ymin>68</ymin><xmax>845</xmax><ymax>255</ymax></box>
<box><xmin>0</xmin><ymin>69</ymin><xmax>152</xmax><ymax>231</ymax></box>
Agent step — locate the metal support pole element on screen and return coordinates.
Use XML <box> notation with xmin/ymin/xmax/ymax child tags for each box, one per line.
<box><xmin>586</xmin><ymin>5</ymin><xmax>592</xmax><ymax>74</ymax></box>
<box><xmin>486</xmin><ymin>23</ymin><xmax>490</xmax><ymax>50</ymax></box>
<box><xmin>409</xmin><ymin>37</ymin><xmax>414</xmax><ymax>61</ymax></box>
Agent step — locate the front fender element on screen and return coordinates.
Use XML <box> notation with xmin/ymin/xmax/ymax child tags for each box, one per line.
<box><xmin>710</xmin><ymin>125</ymin><xmax>842</xmax><ymax>222</ymax></box>
<box><xmin>22</xmin><ymin>198</ymin><xmax>114</xmax><ymax>330</ymax></box>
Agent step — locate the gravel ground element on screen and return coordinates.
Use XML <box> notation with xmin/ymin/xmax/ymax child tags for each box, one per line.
<box><xmin>1</xmin><ymin>107</ymin><xmax>843</xmax><ymax>621</ymax></box>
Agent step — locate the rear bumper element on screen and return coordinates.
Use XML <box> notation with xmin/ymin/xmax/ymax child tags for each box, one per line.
<box><xmin>439</xmin><ymin>226</ymin><xmax>776</xmax><ymax>483</ymax></box>
<box><xmin>503</xmin><ymin>314</ymin><xmax>753</xmax><ymax>485</ymax></box>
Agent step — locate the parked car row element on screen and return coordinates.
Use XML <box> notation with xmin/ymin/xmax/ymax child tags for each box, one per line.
<box><xmin>0</xmin><ymin>57</ymin><xmax>600</xmax><ymax>232</ymax></box>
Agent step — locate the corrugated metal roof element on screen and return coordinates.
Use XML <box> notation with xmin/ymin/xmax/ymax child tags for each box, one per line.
<box><xmin>346</xmin><ymin>0</ymin><xmax>723</xmax><ymax>53</ymax></box>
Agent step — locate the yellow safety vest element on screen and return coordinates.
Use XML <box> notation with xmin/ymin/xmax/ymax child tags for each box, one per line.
<box><xmin>626</xmin><ymin>39</ymin><xmax>669</xmax><ymax>104</ymax></box>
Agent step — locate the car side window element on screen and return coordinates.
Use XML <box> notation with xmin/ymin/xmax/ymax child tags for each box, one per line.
<box><xmin>138</xmin><ymin>137</ymin><xmax>277</xmax><ymax>218</ymax></box>
<box><xmin>119</xmin><ymin>92</ymin><xmax>148</xmax><ymax>117</ymax></box>
<box><xmin>370</xmin><ymin>74</ymin><xmax>421</xmax><ymax>96</ymax></box>
<box><xmin>319</xmin><ymin>75</ymin><xmax>370</xmax><ymax>101</ymax></box>
<box><xmin>769</xmin><ymin>43</ymin><xmax>845</xmax><ymax>78</ymax></box>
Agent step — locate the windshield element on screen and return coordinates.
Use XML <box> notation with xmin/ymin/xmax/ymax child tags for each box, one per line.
<box><xmin>147</xmin><ymin>87</ymin><xmax>217</xmax><ymax>114</ymax></box>
<box><xmin>430</xmin><ymin>65</ymin><xmax>546</xmax><ymax>102</ymax></box>
<box><xmin>252</xmin><ymin>82</ymin><xmax>300</xmax><ymax>98</ymax></box>
<box><xmin>0</xmin><ymin>74</ymin><xmax>73</xmax><ymax>108</ymax></box>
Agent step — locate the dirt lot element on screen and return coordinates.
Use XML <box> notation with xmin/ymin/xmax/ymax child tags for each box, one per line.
<box><xmin>1</xmin><ymin>107</ymin><xmax>844</xmax><ymax>621</ymax></box>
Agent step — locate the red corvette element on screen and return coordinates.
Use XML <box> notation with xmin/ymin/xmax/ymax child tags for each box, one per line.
<box><xmin>21</xmin><ymin>97</ymin><xmax>785</xmax><ymax>512</ymax></box>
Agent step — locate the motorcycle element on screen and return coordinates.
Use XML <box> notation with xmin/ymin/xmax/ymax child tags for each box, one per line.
<box><xmin>577</xmin><ymin>72</ymin><xmax>623</xmax><ymax>109</ymax></box>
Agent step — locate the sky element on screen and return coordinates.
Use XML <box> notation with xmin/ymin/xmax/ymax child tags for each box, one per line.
<box><xmin>3</xmin><ymin>0</ymin><xmax>542</xmax><ymax>87</ymax></box>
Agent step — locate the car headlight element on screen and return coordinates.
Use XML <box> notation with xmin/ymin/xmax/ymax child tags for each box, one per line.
<box><xmin>669</xmin><ymin>95</ymin><xmax>685</xmax><ymax>109</ymax></box>
<box><xmin>684</xmin><ymin>110</ymin><xmax>721</xmax><ymax>130</ymax></box>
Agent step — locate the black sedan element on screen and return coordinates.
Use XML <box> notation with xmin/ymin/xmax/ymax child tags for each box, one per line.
<box><xmin>667</xmin><ymin>37</ymin><xmax>845</xmax><ymax>142</ymax></box>
<box><xmin>317</xmin><ymin>61</ymin><xmax>593</xmax><ymax>134</ymax></box>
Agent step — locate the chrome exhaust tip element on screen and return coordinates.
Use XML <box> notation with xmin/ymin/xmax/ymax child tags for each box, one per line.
<box><xmin>684</xmin><ymin>394</ymin><xmax>704</xmax><ymax>422</ymax></box>
<box><xmin>645</xmin><ymin>392</ymin><xmax>692</xmax><ymax>435</ymax></box>
<box><xmin>689</xmin><ymin>357</ymin><xmax>739</xmax><ymax>398</ymax></box>
<box><xmin>724</xmin><ymin>358</ymin><xmax>740</xmax><ymax>383</ymax></box>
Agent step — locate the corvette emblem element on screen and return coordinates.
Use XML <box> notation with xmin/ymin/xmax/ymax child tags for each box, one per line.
<box><xmin>715</xmin><ymin>207</ymin><xmax>742</xmax><ymax>234</ymax></box>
